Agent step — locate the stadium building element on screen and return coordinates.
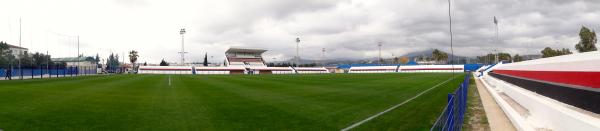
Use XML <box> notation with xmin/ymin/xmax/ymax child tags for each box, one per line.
<box><xmin>138</xmin><ymin>47</ymin><xmax>327</xmax><ymax>74</ymax></box>
<box><xmin>224</xmin><ymin>47</ymin><xmax>267</xmax><ymax>67</ymax></box>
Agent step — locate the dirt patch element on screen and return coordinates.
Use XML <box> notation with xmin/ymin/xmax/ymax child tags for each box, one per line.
<box><xmin>463</xmin><ymin>78</ymin><xmax>491</xmax><ymax>131</ymax></box>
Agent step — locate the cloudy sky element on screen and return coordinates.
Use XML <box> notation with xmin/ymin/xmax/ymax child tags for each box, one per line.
<box><xmin>1</xmin><ymin>0</ymin><xmax>599</xmax><ymax>63</ymax></box>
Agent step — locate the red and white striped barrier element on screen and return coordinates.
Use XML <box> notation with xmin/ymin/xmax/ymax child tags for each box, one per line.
<box><xmin>195</xmin><ymin>66</ymin><xmax>246</xmax><ymax>74</ymax></box>
<box><xmin>493</xmin><ymin>51</ymin><xmax>600</xmax><ymax>89</ymax></box>
<box><xmin>480</xmin><ymin>51</ymin><xmax>600</xmax><ymax>131</ymax></box>
<box><xmin>348</xmin><ymin>66</ymin><xmax>397</xmax><ymax>73</ymax></box>
<box><xmin>250</xmin><ymin>67</ymin><xmax>295</xmax><ymax>74</ymax></box>
<box><xmin>294</xmin><ymin>67</ymin><xmax>329</xmax><ymax>74</ymax></box>
<box><xmin>138</xmin><ymin>66</ymin><xmax>193</xmax><ymax>74</ymax></box>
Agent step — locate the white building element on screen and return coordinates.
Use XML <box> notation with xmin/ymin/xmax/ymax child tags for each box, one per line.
<box><xmin>7</xmin><ymin>44</ymin><xmax>28</xmax><ymax>58</ymax></box>
<box><xmin>51</xmin><ymin>57</ymin><xmax>98</xmax><ymax>73</ymax></box>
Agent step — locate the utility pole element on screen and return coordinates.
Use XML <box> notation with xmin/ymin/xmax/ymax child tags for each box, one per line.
<box><xmin>448</xmin><ymin>0</ymin><xmax>455</xmax><ymax>74</ymax></box>
<box><xmin>295</xmin><ymin>37</ymin><xmax>300</xmax><ymax>66</ymax></box>
<box><xmin>77</xmin><ymin>36</ymin><xmax>80</xmax><ymax>75</ymax></box>
<box><xmin>179</xmin><ymin>28</ymin><xmax>187</xmax><ymax>65</ymax></box>
<box><xmin>378</xmin><ymin>42</ymin><xmax>382</xmax><ymax>64</ymax></box>
<box><xmin>321</xmin><ymin>48</ymin><xmax>326</xmax><ymax>66</ymax></box>
<box><xmin>18</xmin><ymin>18</ymin><xmax>22</xmax><ymax>79</ymax></box>
<box><xmin>494</xmin><ymin>16</ymin><xmax>499</xmax><ymax>63</ymax></box>
<box><xmin>46</xmin><ymin>50</ymin><xmax>49</xmax><ymax>75</ymax></box>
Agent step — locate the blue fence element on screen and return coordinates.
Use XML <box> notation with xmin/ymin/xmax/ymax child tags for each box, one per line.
<box><xmin>0</xmin><ymin>66</ymin><xmax>97</xmax><ymax>79</ymax></box>
<box><xmin>431</xmin><ymin>73</ymin><xmax>470</xmax><ymax>131</ymax></box>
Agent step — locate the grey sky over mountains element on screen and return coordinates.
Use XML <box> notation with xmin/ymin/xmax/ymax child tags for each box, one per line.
<box><xmin>1</xmin><ymin>0</ymin><xmax>599</xmax><ymax>63</ymax></box>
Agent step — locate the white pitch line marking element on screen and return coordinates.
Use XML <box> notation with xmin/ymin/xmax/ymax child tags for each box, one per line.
<box><xmin>340</xmin><ymin>76</ymin><xmax>458</xmax><ymax>131</ymax></box>
<box><xmin>168</xmin><ymin>75</ymin><xmax>172</xmax><ymax>87</ymax></box>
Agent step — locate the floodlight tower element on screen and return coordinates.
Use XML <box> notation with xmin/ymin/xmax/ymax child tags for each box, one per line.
<box><xmin>295</xmin><ymin>37</ymin><xmax>300</xmax><ymax>66</ymax></box>
<box><xmin>321</xmin><ymin>48</ymin><xmax>326</xmax><ymax>66</ymax></box>
<box><xmin>378</xmin><ymin>42</ymin><xmax>382</xmax><ymax>64</ymax></box>
<box><xmin>179</xmin><ymin>28</ymin><xmax>187</xmax><ymax>65</ymax></box>
<box><xmin>494</xmin><ymin>16</ymin><xmax>500</xmax><ymax>63</ymax></box>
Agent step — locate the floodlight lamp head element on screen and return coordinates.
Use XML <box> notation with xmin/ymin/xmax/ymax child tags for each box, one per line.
<box><xmin>180</xmin><ymin>28</ymin><xmax>186</xmax><ymax>35</ymax></box>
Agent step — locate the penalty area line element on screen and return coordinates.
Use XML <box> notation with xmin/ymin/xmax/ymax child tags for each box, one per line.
<box><xmin>340</xmin><ymin>76</ymin><xmax>458</xmax><ymax>131</ymax></box>
<box><xmin>168</xmin><ymin>75</ymin><xmax>172</xmax><ymax>87</ymax></box>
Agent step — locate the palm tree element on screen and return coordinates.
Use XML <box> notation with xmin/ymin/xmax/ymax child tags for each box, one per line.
<box><xmin>129</xmin><ymin>50</ymin><xmax>139</xmax><ymax>70</ymax></box>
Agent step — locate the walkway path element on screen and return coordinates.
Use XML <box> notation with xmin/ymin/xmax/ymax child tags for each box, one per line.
<box><xmin>475</xmin><ymin>77</ymin><xmax>516</xmax><ymax>131</ymax></box>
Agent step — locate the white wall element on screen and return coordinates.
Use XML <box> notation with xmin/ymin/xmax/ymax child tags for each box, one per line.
<box><xmin>138</xmin><ymin>66</ymin><xmax>193</xmax><ymax>74</ymax></box>
<box><xmin>251</xmin><ymin>67</ymin><xmax>295</xmax><ymax>74</ymax></box>
<box><xmin>294</xmin><ymin>67</ymin><xmax>329</xmax><ymax>74</ymax></box>
<box><xmin>495</xmin><ymin>51</ymin><xmax>600</xmax><ymax>72</ymax></box>
<box><xmin>348</xmin><ymin>66</ymin><xmax>397</xmax><ymax>73</ymax></box>
<box><xmin>399</xmin><ymin>65</ymin><xmax>464</xmax><ymax>73</ymax></box>
<box><xmin>195</xmin><ymin>66</ymin><xmax>246</xmax><ymax>75</ymax></box>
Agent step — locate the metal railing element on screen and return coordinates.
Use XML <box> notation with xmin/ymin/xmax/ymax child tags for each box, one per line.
<box><xmin>0</xmin><ymin>66</ymin><xmax>98</xmax><ymax>80</ymax></box>
<box><xmin>431</xmin><ymin>73</ymin><xmax>470</xmax><ymax>131</ymax></box>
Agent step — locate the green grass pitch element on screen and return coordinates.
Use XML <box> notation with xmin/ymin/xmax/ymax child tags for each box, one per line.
<box><xmin>0</xmin><ymin>73</ymin><xmax>464</xmax><ymax>130</ymax></box>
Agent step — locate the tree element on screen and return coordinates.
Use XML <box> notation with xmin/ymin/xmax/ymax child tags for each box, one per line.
<box><xmin>0</xmin><ymin>41</ymin><xmax>9</xmax><ymax>55</ymax></box>
<box><xmin>432</xmin><ymin>49</ymin><xmax>448</xmax><ymax>63</ymax></box>
<box><xmin>203</xmin><ymin>52</ymin><xmax>208</xmax><ymax>66</ymax></box>
<box><xmin>0</xmin><ymin>41</ymin><xmax>15</xmax><ymax>68</ymax></box>
<box><xmin>94</xmin><ymin>54</ymin><xmax>100</xmax><ymax>65</ymax></box>
<box><xmin>541</xmin><ymin>47</ymin><xmax>557</xmax><ymax>58</ymax></box>
<box><xmin>497</xmin><ymin>53</ymin><xmax>512</xmax><ymax>61</ymax></box>
<box><xmin>19</xmin><ymin>53</ymin><xmax>34</xmax><ymax>68</ymax></box>
<box><xmin>575</xmin><ymin>26</ymin><xmax>597</xmax><ymax>53</ymax></box>
<box><xmin>541</xmin><ymin>47</ymin><xmax>572</xmax><ymax>58</ymax></box>
<box><xmin>105</xmin><ymin>53</ymin><xmax>120</xmax><ymax>72</ymax></box>
<box><xmin>159</xmin><ymin>59</ymin><xmax>169</xmax><ymax>66</ymax></box>
<box><xmin>476</xmin><ymin>53</ymin><xmax>496</xmax><ymax>64</ymax></box>
<box><xmin>29</xmin><ymin>52</ymin><xmax>53</xmax><ymax>68</ymax></box>
<box><xmin>559</xmin><ymin>48</ymin><xmax>572</xmax><ymax>55</ymax></box>
<box><xmin>513</xmin><ymin>54</ymin><xmax>524</xmax><ymax>62</ymax></box>
<box><xmin>129</xmin><ymin>50</ymin><xmax>139</xmax><ymax>70</ymax></box>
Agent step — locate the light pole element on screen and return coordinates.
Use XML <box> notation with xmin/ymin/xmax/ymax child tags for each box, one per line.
<box><xmin>295</xmin><ymin>37</ymin><xmax>300</xmax><ymax>66</ymax></box>
<box><xmin>18</xmin><ymin>18</ymin><xmax>22</xmax><ymax>79</ymax></box>
<box><xmin>494</xmin><ymin>16</ymin><xmax>499</xmax><ymax>63</ymax></box>
<box><xmin>447</xmin><ymin>0</ymin><xmax>455</xmax><ymax>74</ymax></box>
<box><xmin>321</xmin><ymin>48</ymin><xmax>326</xmax><ymax>66</ymax></box>
<box><xmin>77</xmin><ymin>36</ymin><xmax>80</xmax><ymax>75</ymax></box>
<box><xmin>378</xmin><ymin>42</ymin><xmax>382</xmax><ymax>64</ymax></box>
<box><xmin>179</xmin><ymin>28</ymin><xmax>187</xmax><ymax>65</ymax></box>
<box><xmin>493</xmin><ymin>49</ymin><xmax>499</xmax><ymax>63</ymax></box>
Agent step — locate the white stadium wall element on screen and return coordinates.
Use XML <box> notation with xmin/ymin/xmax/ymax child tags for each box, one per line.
<box><xmin>293</xmin><ymin>67</ymin><xmax>329</xmax><ymax>74</ymax></box>
<box><xmin>250</xmin><ymin>67</ymin><xmax>295</xmax><ymax>74</ymax></box>
<box><xmin>348</xmin><ymin>65</ymin><xmax>464</xmax><ymax>73</ymax></box>
<box><xmin>195</xmin><ymin>67</ymin><xmax>246</xmax><ymax>74</ymax></box>
<box><xmin>348</xmin><ymin>66</ymin><xmax>398</xmax><ymax>73</ymax></box>
<box><xmin>138</xmin><ymin>66</ymin><xmax>193</xmax><ymax>74</ymax></box>
<box><xmin>399</xmin><ymin>65</ymin><xmax>464</xmax><ymax>73</ymax></box>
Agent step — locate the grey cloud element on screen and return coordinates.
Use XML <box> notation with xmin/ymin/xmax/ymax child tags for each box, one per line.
<box><xmin>186</xmin><ymin>0</ymin><xmax>600</xmax><ymax>60</ymax></box>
